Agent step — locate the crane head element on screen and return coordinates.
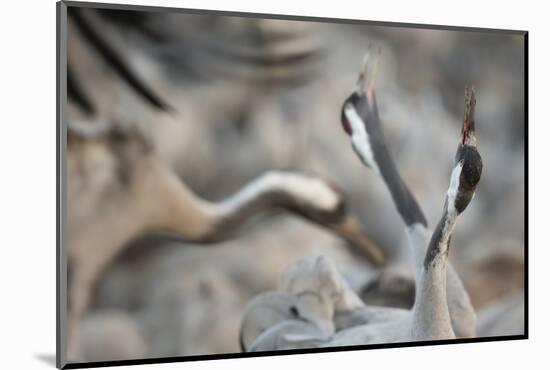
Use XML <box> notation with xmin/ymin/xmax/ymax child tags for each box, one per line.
<box><xmin>449</xmin><ymin>87</ymin><xmax>483</xmax><ymax>214</ymax></box>
<box><xmin>339</xmin><ymin>49</ymin><xmax>384</xmax><ymax>175</ymax></box>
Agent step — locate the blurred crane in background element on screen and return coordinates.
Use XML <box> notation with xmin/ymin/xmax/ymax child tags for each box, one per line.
<box><xmin>64</xmin><ymin>7</ymin><xmax>385</xmax><ymax>361</ymax></box>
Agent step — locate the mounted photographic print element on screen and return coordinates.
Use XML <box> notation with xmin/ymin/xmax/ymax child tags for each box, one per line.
<box><xmin>56</xmin><ymin>1</ymin><xmax>527</xmax><ymax>368</ymax></box>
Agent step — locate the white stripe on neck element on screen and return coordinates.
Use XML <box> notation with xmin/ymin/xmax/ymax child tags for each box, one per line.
<box><xmin>343</xmin><ymin>104</ymin><xmax>381</xmax><ymax>176</ymax></box>
<box><xmin>220</xmin><ymin>171</ymin><xmax>341</xmax><ymax>213</ymax></box>
<box><xmin>446</xmin><ymin>162</ymin><xmax>463</xmax><ymax>216</ymax></box>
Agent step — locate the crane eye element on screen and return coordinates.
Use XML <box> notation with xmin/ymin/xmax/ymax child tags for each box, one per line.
<box><xmin>459</xmin><ymin>174</ymin><xmax>475</xmax><ymax>191</ymax></box>
<box><xmin>290</xmin><ymin>306</ymin><xmax>300</xmax><ymax>317</ymax></box>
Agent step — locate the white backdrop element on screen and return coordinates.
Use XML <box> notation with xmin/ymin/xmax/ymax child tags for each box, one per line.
<box><xmin>0</xmin><ymin>0</ymin><xmax>544</xmax><ymax>369</ymax></box>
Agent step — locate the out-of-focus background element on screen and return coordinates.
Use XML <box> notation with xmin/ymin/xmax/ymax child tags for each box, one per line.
<box><xmin>66</xmin><ymin>6</ymin><xmax>525</xmax><ymax>362</ymax></box>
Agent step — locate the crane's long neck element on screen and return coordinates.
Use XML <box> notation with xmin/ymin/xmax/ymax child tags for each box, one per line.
<box><xmin>411</xmin><ymin>163</ymin><xmax>463</xmax><ymax>339</ymax></box>
<box><xmin>146</xmin><ymin>164</ymin><xmax>343</xmax><ymax>243</ymax></box>
<box><xmin>373</xmin><ymin>143</ymin><xmax>428</xmax><ymax>228</ymax></box>
<box><xmin>367</xmin><ymin>131</ymin><xmax>431</xmax><ymax>277</ymax></box>
<box><xmin>424</xmin><ymin>163</ymin><xmax>462</xmax><ymax>270</ymax></box>
<box><xmin>345</xmin><ymin>96</ymin><xmax>427</xmax><ymax>270</ymax></box>
<box><xmin>205</xmin><ymin>172</ymin><xmax>344</xmax><ymax>242</ymax></box>
<box><xmin>119</xmin><ymin>156</ymin><xmax>383</xmax><ymax>264</ymax></box>
<box><xmin>354</xmin><ymin>132</ymin><xmax>457</xmax><ymax>338</ymax></box>
<box><xmin>346</xmin><ymin>94</ymin><xmax>427</xmax><ymax>229</ymax></box>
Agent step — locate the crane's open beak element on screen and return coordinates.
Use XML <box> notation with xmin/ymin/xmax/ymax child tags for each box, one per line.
<box><xmin>330</xmin><ymin>215</ymin><xmax>385</xmax><ymax>267</ymax></box>
<box><xmin>357</xmin><ymin>47</ymin><xmax>381</xmax><ymax>105</ymax></box>
<box><xmin>462</xmin><ymin>87</ymin><xmax>477</xmax><ymax>146</ymax></box>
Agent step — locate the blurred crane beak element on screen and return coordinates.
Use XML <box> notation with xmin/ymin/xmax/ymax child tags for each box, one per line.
<box><xmin>330</xmin><ymin>215</ymin><xmax>385</xmax><ymax>267</ymax></box>
<box><xmin>462</xmin><ymin>87</ymin><xmax>477</xmax><ymax>146</ymax></box>
<box><xmin>357</xmin><ymin>47</ymin><xmax>381</xmax><ymax>100</ymax></box>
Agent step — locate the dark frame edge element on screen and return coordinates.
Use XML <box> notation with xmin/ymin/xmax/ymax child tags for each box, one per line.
<box><xmin>62</xmin><ymin>335</ymin><xmax>528</xmax><ymax>369</ymax></box>
<box><xmin>57</xmin><ymin>1</ymin><xmax>68</xmax><ymax>369</ymax></box>
<box><xmin>523</xmin><ymin>31</ymin><xmax>529</xmax><ymax>338</ymax></box>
